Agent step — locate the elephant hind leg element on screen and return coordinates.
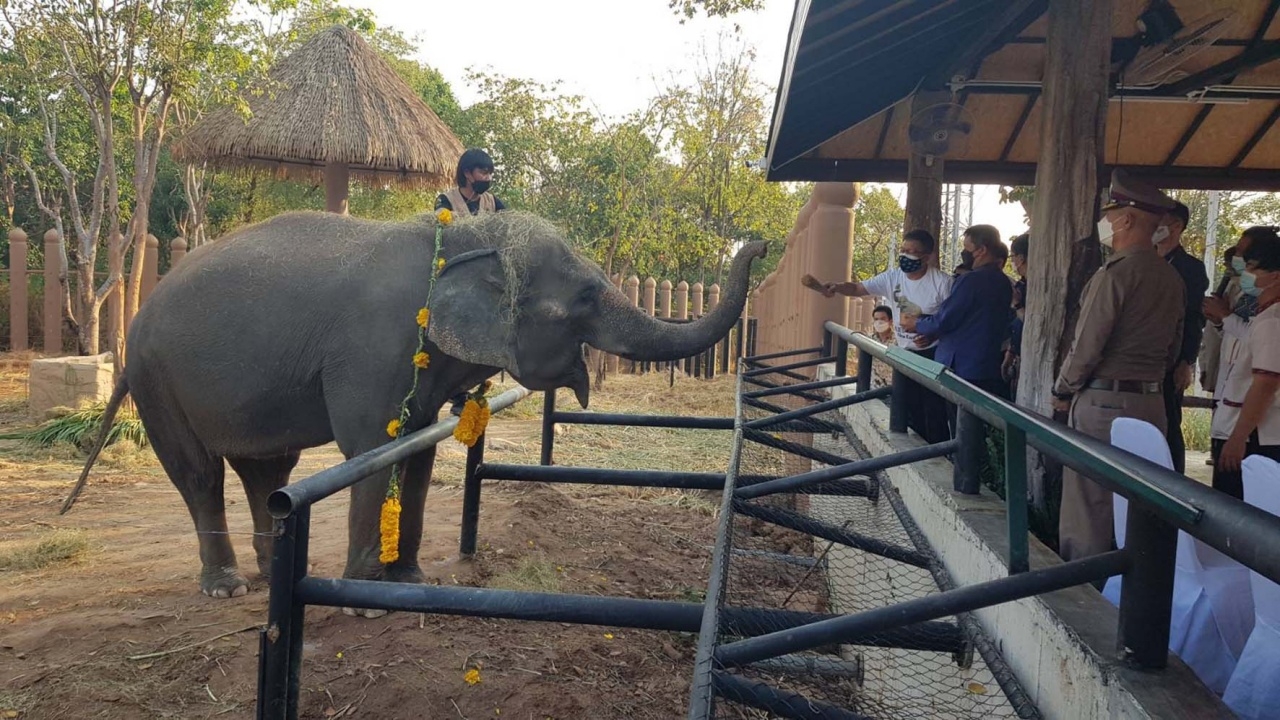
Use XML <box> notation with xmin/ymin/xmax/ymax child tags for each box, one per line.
<box><xmin>137</xmin><ymin>399</ymin><xmax>245</xmax><ymax>598</ymax></box>
<box><xmin>228</xmin><ymin>453</ymin><xmax>301</xmax><ymax>578</ymax></box>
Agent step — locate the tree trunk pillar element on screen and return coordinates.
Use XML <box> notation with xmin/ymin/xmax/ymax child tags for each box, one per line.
<box><xmin>43</xmin><ymin>229</ymin><xmax>61</xmax><ymax>354</ymax></box>
<box><xmin>9</xmin><ymin>228</ymin><xmax>27</xmax><ymax>352</ymax></box>
<box><xmin>1019</xmin><ymin>0</ymin><xmax>1112</xmax><ymax>511</ymax></box>
<box><xmin>904</xmin><ymin>93</ymin><xmax>949</xmax><ymax>260</ymax></box>
<box><xmin>325</xmin><ymin>163</ymin><xmax>350</xmax><ymax>215</ymax></box>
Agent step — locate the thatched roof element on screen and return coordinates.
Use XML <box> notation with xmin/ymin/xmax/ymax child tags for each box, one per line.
<box><xmin>172</xmin><ymin>25</ymin><xmax>464</xmax><ymax>188</ymax></box>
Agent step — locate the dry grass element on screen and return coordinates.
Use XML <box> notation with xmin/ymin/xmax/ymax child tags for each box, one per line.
<box><xmin>0</xmin><ymin>528</ymin><xmax>89</xmax><ymax>571</ymax></box>
<box><xmin>488</xmin><ymin>556</ymin><xmax>564</xmax><ymax>593</ymax></box>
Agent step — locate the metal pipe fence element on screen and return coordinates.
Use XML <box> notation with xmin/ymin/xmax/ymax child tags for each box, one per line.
<box><xmin>253</xmin><ymin>319</ymin><xmax>1274</xmax><ymax>720</ymax></box>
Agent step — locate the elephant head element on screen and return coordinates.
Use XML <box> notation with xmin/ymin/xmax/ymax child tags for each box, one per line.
<box><xmin>428</xmin><ymin>212</ymin><xmax>767</xmax><ymax>408</ymax></box>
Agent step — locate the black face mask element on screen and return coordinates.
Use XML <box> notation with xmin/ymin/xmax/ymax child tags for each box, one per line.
<box><xmin>960</xmin><ymin>249</ymin><xmax>975</xmax><ymax>269</ymax></box>
<box><xmin>898</xmin><ymin>254</ymin><xmax>924</xmax><ymax>273</ymax></box>
<box><xmin>471</xmin><ymin>179</ymin><xmax>491</xmax><ymax>195</ymax></box>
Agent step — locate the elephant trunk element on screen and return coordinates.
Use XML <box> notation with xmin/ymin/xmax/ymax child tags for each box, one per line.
<box><xmin>587</xmin><ymin>241</ymin><xmax>768</xmax><ymax>362</ymax></box>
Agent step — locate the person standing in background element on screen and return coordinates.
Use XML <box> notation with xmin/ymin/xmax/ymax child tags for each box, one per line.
<box><xmin>436</xmin><ymin>148</ymin><xmax>506</xmax><ymax>416</ymax></box>
<box><xmin>1153</xmin><ymin>200</ymin><xmax>1209</xmax><ymax>474</ymax></box>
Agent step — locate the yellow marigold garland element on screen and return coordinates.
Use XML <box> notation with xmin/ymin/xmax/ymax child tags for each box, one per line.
<box><xmin>453</xmin><ymin>390</ymin><xmax>491</xmax><ymax>448</ymax></box>
<box><xmin>379</xmin><ymin>208</ymin><xmax>453</xmax><ymax>564</ymax></box>
<box><xmin>378</xmin><ymin>495</ymin><xmax>401</xmax><ymax>564</ymax></box>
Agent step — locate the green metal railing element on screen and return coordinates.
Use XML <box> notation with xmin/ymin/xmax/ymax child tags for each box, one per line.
<box><xmin>825</xmin><ymin>321</ymin><xmax>1280</xmax><ymax>670</ymax></box>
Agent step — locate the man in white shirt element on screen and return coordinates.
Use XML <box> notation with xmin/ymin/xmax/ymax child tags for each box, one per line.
<box><xmin>1210</xmin><ymin>229</ymin><xmax>1280</xmax><ymax>498</ymax></box>
<box><xmin>820</xmin><ymin>229</ymin><xmax>954</xmax><ymax>443</ymax></box>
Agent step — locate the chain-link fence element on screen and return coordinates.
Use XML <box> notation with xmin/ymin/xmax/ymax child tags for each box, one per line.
<box><xmin>699</xmin><ymin>361</ymin><xmax>1039</xmax><ymax>719</ymax></box>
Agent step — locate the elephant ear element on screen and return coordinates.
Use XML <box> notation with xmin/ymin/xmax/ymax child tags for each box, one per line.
<box><xmin>427</xmin><ymin>248</ymin><xmax>516</xmax><ymax>370</ymax></box>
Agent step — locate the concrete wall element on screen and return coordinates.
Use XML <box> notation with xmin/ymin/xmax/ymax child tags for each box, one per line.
<box><xmin>818</xmin><ymin>365</ymin><xmax>1232</xmax><ymax>720</ymax></box>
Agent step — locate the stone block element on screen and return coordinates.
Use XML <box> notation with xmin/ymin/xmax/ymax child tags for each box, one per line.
<box><xmin>28</xmin><ymin>353</ymin><xmax>115</xmax><ymax>418</ymax></box>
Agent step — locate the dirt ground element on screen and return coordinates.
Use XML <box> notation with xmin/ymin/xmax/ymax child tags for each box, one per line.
<box><xmin>0</xmin><ymin>354</ymin><xmax>739</xmax><ymax>720</ymax></box>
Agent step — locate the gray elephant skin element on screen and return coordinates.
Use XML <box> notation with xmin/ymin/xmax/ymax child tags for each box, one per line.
<box><xmin>66</xmin><ymin>209</ymin><xmax>766</xmax><ymax>600</ymax></box>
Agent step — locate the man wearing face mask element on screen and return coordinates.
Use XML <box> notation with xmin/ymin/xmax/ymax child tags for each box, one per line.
<box><xmin>900</xmin><ymin>225</ymin><xmax>1013</xmax><ymax>402</ymax></box>
<box><xmin>819</xmin><ymin>229</ymin><xmax>953</xmax><ymax>443</ymax></box>
<box><xmin>436</xmin><ymin>148</ymin><xmax>507</xmax><ymax>416</ymax></box>
<box><xmin>1211</xmin><ymin>230</ymin><xmax>1280</xmax><ymax>496</ymax></box>
<box><xmin>1153</xmin><ymin>200</ymin><xmax>1209</xmax><ymax>474</ymax></box>
<box><xmin>1051</xmin><ymin>170</ymin><xmax>1185</xmax><ymax>562</ymax></box>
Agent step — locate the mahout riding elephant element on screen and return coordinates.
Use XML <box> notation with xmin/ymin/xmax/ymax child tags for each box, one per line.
<box><xmin>66</xmin><ymin>209</ymin><xmax>766</xmax><ymax>604</ymax></box>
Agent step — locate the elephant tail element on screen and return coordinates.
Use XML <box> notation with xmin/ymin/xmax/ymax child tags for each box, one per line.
<box><xmin>59</xmin><ymin>376</ymin><xmax>131</xmax><ymax>515</ymax></box>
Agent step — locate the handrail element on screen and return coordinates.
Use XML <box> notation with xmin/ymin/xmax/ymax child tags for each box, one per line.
<box><xmin>826</xmin><ymin>321</ymin><xmax>1280</xmax><ymax>586</ymax></box>
<box><xmin>268</xmin><ymin>386</ymin><xmax>532</xmax><ymax>518</ymax></box>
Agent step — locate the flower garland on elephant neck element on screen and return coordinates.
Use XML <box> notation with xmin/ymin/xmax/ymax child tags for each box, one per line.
<box><xmin>379</xmin><ymin>207</ymin><xmax>493</xmax><ymax>565</ymax></box>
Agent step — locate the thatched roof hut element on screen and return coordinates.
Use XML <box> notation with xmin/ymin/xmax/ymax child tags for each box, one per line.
<box><xmin>173</xmin><ymin>25</ymin><xmax>464</xmax><ymax>213</ymax></box>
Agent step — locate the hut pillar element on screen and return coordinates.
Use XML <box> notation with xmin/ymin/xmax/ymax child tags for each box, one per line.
<box><xmin>1019</xmin><ymin>0</ymin><xmax>1112</xmax><ymax>511</ymax></box>
<box><xmin>325</xmin><ymin>162</ymin><xmax>351</xmax><ymax>215</ymax></box>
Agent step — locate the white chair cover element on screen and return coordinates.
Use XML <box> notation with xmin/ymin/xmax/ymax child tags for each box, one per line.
<box><xmin>1102</xmin><ymin>418</ymin><xmax>1253</xmax><ymax>695</ymax></box>
<box><xmin>1224</xmin><ymin>456</ymin><xmax>1280</xmax><ymax>718</ymax></box>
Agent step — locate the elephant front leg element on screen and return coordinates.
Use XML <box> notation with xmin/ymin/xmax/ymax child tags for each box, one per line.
<box><xmin>342</xmin><ymin>448</ymin><xmax>435</xmax><ymax>617</ymax></box>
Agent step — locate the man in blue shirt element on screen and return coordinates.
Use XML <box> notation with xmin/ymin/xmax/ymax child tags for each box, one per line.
<box><xmin>901</xmin><ymin>224</ymin><xmax>1013</xmax><ymax>400</ymax></box>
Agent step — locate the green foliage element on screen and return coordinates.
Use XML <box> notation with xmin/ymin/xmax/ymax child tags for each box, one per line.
<box><xmin>7</xmin><ymin>1</ymin><xmax>805</xmax><ymax>294</ymax></box>
<box><xmin>852</xmin><ymin>185</ymin><xmax>904</xmax><ymax>279</ymax></box>
<box><xmin>8</xmin><ymin>403</ymin><xmax>149</xmax><ymax>451</ymax></box>
<box><xmin>668</xmin><ymin>0</ymin><xmax>765</xmax><ymax>22</ymax></box>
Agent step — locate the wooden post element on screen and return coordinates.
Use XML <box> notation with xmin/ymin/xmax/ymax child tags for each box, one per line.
<box><xmin>675</xmin><ymin>281</ymin><xmax>689</xmax><ymax>321</ymax></box>
<box><xmin>171</xmin><ymin>237</ymin><xmax>188</xmax><ymax>268</ymax></box>
<box><xmin>1019</xmin><ymin>0</ymin><xmax>1112</xmax><ymax>511</ymax></box>
<box><xmin>8</xmin><ymin>228</ymin><xmax>27</xmax><ymax>352</ymax></box>
<box><xmin>692</xmin><ymin>282</ymin><xmax>704</xmax><ymax>318</ymax></box>
<box><xmin>141</xmin><ymin>234</ymin><xmax>159</xmax><ymax>304</ymax></box>
<box><xmin>43</xmin><ymin>229</ymin><xmax>61</xmax><ymax>355</ymax></box>
<box><xmin>325</xmin><ymin>162</ymin><xmax>350</xmax><ymax>215</ymax></box>
<box><xmin>904</xmin><ymin>92</ymin><xmax>948</xmax><ymax>256</ymax></box>
<box><xmin>659</xmin><ymin>279</ymin><xmax>672</xmax><ymax>318</ymax></box>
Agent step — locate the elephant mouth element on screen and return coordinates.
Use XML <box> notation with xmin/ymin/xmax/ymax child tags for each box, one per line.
<box><xmin>510</xmin><ymin>355</ymin><xmax>590</xmax><ymax>409</ymax></box>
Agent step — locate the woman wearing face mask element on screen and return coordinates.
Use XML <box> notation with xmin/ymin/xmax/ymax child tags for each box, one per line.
<box><xmin>814</xmin><ymin>229</ymin><xmax>954</xmax><ymax>443</ymax></box>
<box><xmin>1210</xmin><ymin>229</ymin><xmax>1280</xmax><ymax>497</ymax></box>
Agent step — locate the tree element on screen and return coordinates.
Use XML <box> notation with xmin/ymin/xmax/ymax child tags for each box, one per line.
<box><xmin>851</xmin><ymin>185</ymin><xmax>904</xmax><ymax>279</ymax></box>
<box><xmin>668</xmin><ymin>0</ymin><xmax>765</xmax><ymax>22</ymax></box>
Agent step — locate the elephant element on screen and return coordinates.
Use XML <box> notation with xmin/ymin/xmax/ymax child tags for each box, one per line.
<box><xmin>65</xmin><ymin>209</ymin><xmax>766</xmax><ymax>604</ymax></box>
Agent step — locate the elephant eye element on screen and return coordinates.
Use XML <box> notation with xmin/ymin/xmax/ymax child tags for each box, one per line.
<box><xmin>572</xmin><ymin>288</ymin><xmax>597</xmax><ymax>313</ymax></box>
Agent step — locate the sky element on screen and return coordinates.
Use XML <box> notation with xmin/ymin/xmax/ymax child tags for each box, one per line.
<box><xmin>349</xmin><ymin>0</ymin><xmax>1030</xmax><ymax>241</ymax></box>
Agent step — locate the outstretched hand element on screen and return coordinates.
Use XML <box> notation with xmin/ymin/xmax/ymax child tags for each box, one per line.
<box><xmin>1204</xmin><ymin>296</ymin><xmax>1231</xmax><ymax>324</ymax></box>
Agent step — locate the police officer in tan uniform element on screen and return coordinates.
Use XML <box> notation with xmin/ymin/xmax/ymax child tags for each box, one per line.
<box><xmin>1051</xmin><ymin>170</ymin><xmax>1186</xmax><ymax>562</ymax></box>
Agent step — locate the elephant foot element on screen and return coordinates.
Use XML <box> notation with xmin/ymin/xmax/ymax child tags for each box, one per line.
<box><xmin>341</xmin><ymin>606</ymin><xmax>389</xmax><ymax>619</ymax></box>
<box><xmin>201</xmin><ymin>565</ymin><xmax>250</xmax><ymax>599</ymax></box>
<box><xmin>384</xmin><ymin>563</ymin><xmax>425</xmax><ymax>584</ymax></box>
<box><xmin>337</xmin><ymin>562</ymin><xmax>424</xmax><ymax>619</ymax></box>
